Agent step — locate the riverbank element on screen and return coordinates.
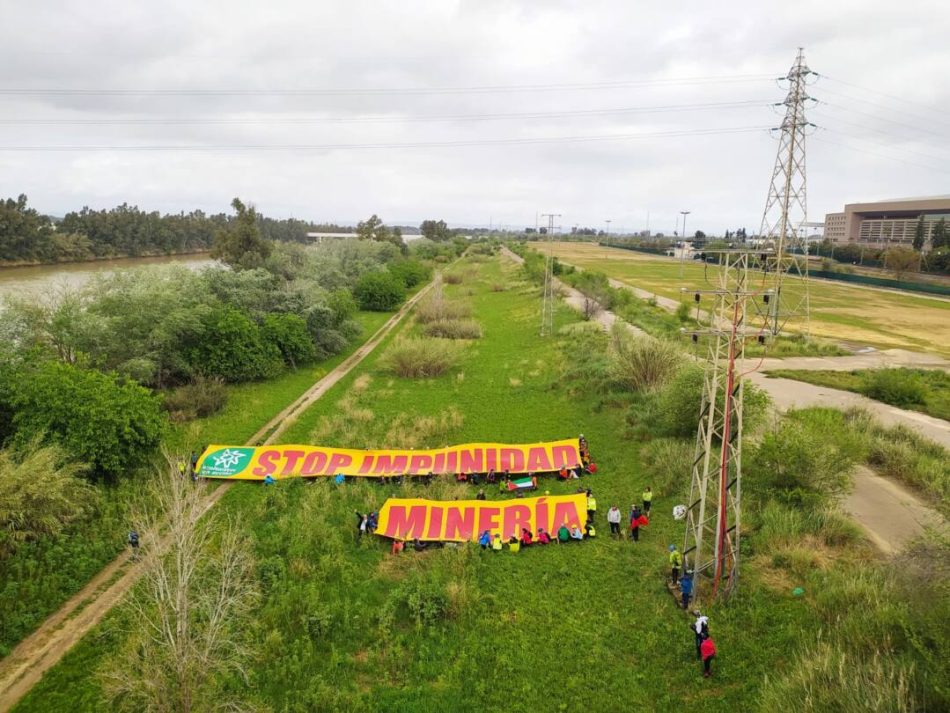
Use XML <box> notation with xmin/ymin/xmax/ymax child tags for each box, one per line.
<box><xmin>0</xmin><ymin>249</ymin><xmax>212</xmax><ymax>270</ymax></box>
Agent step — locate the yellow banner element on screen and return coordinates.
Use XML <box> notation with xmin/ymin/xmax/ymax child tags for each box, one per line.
<box><xmin>376</xmin><ymin>494</ymin><xmax>588</xmax><ymax>541</ymax></box>
<box><xmin>196</xmin><ymin>439</ymin><xmax>582</xmax><ymax>480</ymax></box>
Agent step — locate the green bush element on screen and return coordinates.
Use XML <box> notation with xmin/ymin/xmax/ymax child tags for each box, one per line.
<box><xmin>379</xmin><ymin>337</ymin><xmax>462</xmax><ymax>378</ymax></box>
<box><xmin>863</xmin><ymin>369</ymin><xmax>927</xmax><ymax>408</ymax></box>
<box><xmin>388</xmin><ymin>259</ymin><xmax>432</xmax><ymax>288</ymax></box>
<box><xmin>162</xmin><ymin>376</ymin><xmax>228</xmax><ymax>421</ymax></box>
<box><xmin>608</xmin><ymin>326</ymin><xmax>684</xmax><ymax>392</ymax></box>
<box><xmin>187</xmin><ymin>306</ymin><xmax>284</xmax><ymax>383</ymax></box>
<box><xmin>9</xmin><ymin>361</ymin><xmax>166</xmax><ymax>480</ymax></box>
<box><xmin>261</xmin><ymin>313</ymin><xmax>315</xmax><ymax>367</ymax></box>
<box><xmin>353</xmin><ymin>270</ymin><xmax>406</xmax><ymax>311</ymax></box>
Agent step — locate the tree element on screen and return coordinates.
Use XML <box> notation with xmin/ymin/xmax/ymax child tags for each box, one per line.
<box><xmin>420</xmin><ymin>219</ymin><xmax>450</xmax><ymax>242</ymax></box>
<box><xmin>694</xmin><ymin>230</ymin><xmax>707</xmax><ymax>240</ymax></box>
<box><xmin>913</xmin><ymin>217</ymin><xmax>926</xmax><ymax>252</ymax></box>
<box><xmin>260</xmin><ymin>313</ymin><xmax>314</xmax><ymax>368</ymax></box>
<box><xmin>187</xmin><ymin>306</ymin><xmax>283</xmax><ymax>383</ymax></box>
<box><xmin>101</xmin><ymin>461</ymin><xmax>258</xmax><ymax>712</ymax></box>
<box><xmin>356</xmin><ymin>214</ymin><xmax>405</xmax><ymax>253</ymax></box>
<box><xmin>8</xmin><ymin>361</ymin><xmax>167</xmax><ymax>480</ymax></box>
<box><xmin>932</xmin><ymin>218</ymin><xmax>948</xmax><ymax>251</ymax></box>
<box><xmin>211</xmin><ymin>198</ymin><xmax>273</xmax><ymax>270</ymax></box>
<box><xmin>0</xmin><ymin>438</ymin><xmax>96</xmax><ymax>555</ymax></box>
<box><xmin>884</xmin><ymin>246</ymin><xmax>920</xmax><ymax>281</ymax></box>
<box><xmin>0</xmin><ymin>194</ymin><xmax>56</xmax><ymax>263</ymax></box>
<box><xmin>353</xmin><ymin>270</ymin><xmax>406</xmax><ymax>311</ymax></box>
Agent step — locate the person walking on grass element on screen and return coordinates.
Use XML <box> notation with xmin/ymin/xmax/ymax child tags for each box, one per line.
<box><xmin>355</xmin><ymin>511</ymin><xmax>368</xmax><ymax>540</ymax></box>
<box><xmin>692</xmin><ymin>610</ymin><xmax>709</xmax><ymax>660</ymax></box>
<box><xmin>700</xmin><ymin>634</ymin><xmax>716</xmax><ymax>678</ymax></box>
<box><xmin>607</xmin><ymin>505</ymin><xmax>622</xmax><ymax>537</ymax></box>
<box><xmin>629</xmin><ymin>505</ymin><xmax>642</xmax><ymax>542</ymax></box>
<box><xmin>669</xmin><ymin>544</ymin><xmax>682</xmax><ymax>585</ymax></box>
<box><xmin>128</xmin><ymin>530</ymin><xmax>140</xmax><ymax>560</ymax></box>
<box><xmin>642</xmin><ymin>486</ymin><xmax>653</xmax><ymax>515</ymax></box>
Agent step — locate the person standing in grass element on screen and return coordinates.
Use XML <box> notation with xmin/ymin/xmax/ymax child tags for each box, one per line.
<box><xmin>586</xmin><ymin>489</ymin><xmax>597</xmax><ymax>522</ymax></box>
<box><xmin>692</xmin><ymin>610</ymin><xmax>709</xmax><ymax>659</ymax></box>
<box><xmin>700</xmin><ymin>634</ymin><xmax>716</xmax><ymax>678</ymax></box>
<box><xmin>607</xmin><ymin>505</ymin><xmax>622</xmax><ymax>536</ymax></box>
<box><xmin>629</xmin><ymin>505</ymin><xmax>642</xmax><ymax>542</ymax></box>
<box><xmin>642</xmin><ymin>486</ymin><xmax>653</xmax><ymax>515</ymax></box>
<box><xmin>680</xmin><ymin>570</ymin><xmax>694</xmax><ymax>610</ymax></box>
<box><xmin>669</xmin><ymin>544</ymin><xmax>682</xmax><ymax>584</ymax></box>
<box><xmin>355</xmin><ymin>511</ymin><xmax>368</xmax><ymax>540</ymax></box>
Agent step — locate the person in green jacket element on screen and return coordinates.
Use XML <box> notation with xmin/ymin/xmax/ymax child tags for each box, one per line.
<box><xmin>557</xmin><ymin>524</ymin><xmax>571</xmax><ymax>543</ymax></box>
<box><xmin>669</xmin><ymin>544</ymin><xmax>683</xmax><ymax>584</ymax></box>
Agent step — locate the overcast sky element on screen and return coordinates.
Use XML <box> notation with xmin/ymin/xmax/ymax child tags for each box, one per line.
<box><xmin>1</xmin><ymin>0</ymin><xmax>948</xmax><ymax>234</ymax></box>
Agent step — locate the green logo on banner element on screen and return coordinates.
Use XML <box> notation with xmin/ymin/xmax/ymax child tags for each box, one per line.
<box><xmin>200</xmin><ymin>447</ymin><xmax>255</xmax><ymax>477</ymax></box>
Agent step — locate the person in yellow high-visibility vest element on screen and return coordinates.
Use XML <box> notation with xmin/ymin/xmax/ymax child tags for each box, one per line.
<box><xmin>669</xmin><ymin>544</ymin><xmax>683</xmax><ymax>585</ymax></box>
<box><xmin>642</xmin><ymin>486</ymin><xmax>653</xmax><ymax>515</ymax></box>
<box><xmin>586</xmin><ymin>490</ymin><xmax>598</xmax><ymax>523</ymax></box>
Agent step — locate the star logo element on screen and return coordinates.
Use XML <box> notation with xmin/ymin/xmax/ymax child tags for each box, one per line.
<box><xmin>213</xmin><ymin>448</ymin><xmax>246</xmax><ymax>470</ymax></box>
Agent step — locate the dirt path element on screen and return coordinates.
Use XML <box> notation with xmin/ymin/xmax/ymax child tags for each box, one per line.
<box><xmin>843</xmin><ymin>466</ymin><xmax>946</xmax><ymax>554</ymax></box>
<box><xmin>0</xmin><ymin>279</ymin><xmax>435</xmax><ymax>713</ymax></box>
<box><xmin>501</xmin><ymin>248</ymin><xmax>948</xmax><ymax>553</ymax></box>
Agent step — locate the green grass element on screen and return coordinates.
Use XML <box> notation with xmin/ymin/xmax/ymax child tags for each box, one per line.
<box><xmin>0</xmin><ymin>311</ymin><xmax>390</xmax><ymax>657</ymax></box>
<box><xmin>13</xmin><ymin>256</ymin><xmax>948</xmax><ymax>711</ymax></box>
<box><xmin>767</xmin><ymin>368</ymin><xmax>950</xmax><ymax>422</ymax></box>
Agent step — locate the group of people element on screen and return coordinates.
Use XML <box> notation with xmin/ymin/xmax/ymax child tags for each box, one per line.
<box><xmin>355</xmin><ymin>510</ymin><xmax>379</xmax><ymax>538</ymax></box>
<box><xmin>477</xmin><ymin>521</ymin><xmax>594</xmax><ymax>552</ymax></box>
<box><xmin>176</xmin><ymin>450</ymin><xmax>201</xmax><ymax>482</ymax></box>
<box><xmin>603</xmin><ymin>487</ymin><xmax>653</xmax><ymax>541</ymax></box>
<box><xmin>691</xmin><ymin>611</ymin><xmax>717</xmax><ymax>677</ymax></box>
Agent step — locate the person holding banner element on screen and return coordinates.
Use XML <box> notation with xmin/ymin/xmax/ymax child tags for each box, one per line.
<box><xmin>569</xmin><ymin>524</ymin><xmax>584</xmax><ymax>541</ymax></box>
<box><xmin>557</xmin><ymin>524</ymin><xmax>571</xmax><ymax>544</ymax></box>
<box><xmin>478</xmin><ymin>531</ymin><xmax>491</xmax><ymax>550</ymax></box>
<box><xmin>586</xmin><ymin>490</ymin><xmax>597</xmax><ymax>522</ymax></box>
<box><xmin>520</xmin><ymin>528</ymin><xmax>534</xmax><ymax>547</ymax></box>
<box><xmin>492</xmin><ymin>534</ymin><xmax>503</xmax><ymax>552</ymax></box>
<box><xmin>537</xmin><ymin>528</ymin><xmax>552</xmax><ymax>544</ymax></box>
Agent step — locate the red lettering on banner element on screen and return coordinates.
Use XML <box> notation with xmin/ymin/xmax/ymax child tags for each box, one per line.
<box><xmin>445</xmin><ymin>451</ymin><xmax>457</xmax><ymax>473</ymax></box>
<box><xmin>358</xmin><ymin>455</ymin><xmax>374</xmax><ymax>474</ymax></box>
<box><xmin>502</xmin><ymin>504</ymin><xmax>532</xmax><ymax>539</ymax></box>
<box><xmin>445</xmin><ymin>506</ymin><xmax>476</xmax><ymax>540</ymax></box>
<box><xmin>327</xmin><ymin>453</ymin><xmax>353</xmax><ymax>473</ymax></box>
<box><xmin>535</xmin><ymin>497</ymin><xmax>550</xmax><ymax>533</ymax></box>
<box><xmin>426</xmin><ymin>506</ymin><xmax>444</xmax><ymax>538</ymax></box>
<box><xmin>281</xmin><ymin>450</ymin><xmax>306</xmax><ymax>476</ymax></box>
<box><xmin>432</xmin><ymin>452</ymin><xmax>445</xmax><ymax>473</ymax></box>
<box><xmin>383</xmin><ymin>505</ymin><xmax>427</xmax><ymax>539</ymax></box>
<box><xmin>373</xmin><ymin>454</ymin><xmax>409</xmax><ymax>475</ymax></box>
<box><xmin>459</xmin><ymin>449</ymin><xmax>483</xmax><ymax>474</ymax></box>
<box><xmin>408</xmin><ymin>454</ymin><xmax>433</xmax><ymax>474</ymax></box>
<box><xmin>551</xmin><ymin>502</ymin><xmax>583</xmax><ymax>530</ymax></box>
<box><xmin>300</xmin><ymin>451</ymin><xmax>328</xmax><ymax>476</ymax></box>
<box><xmin>486</xmin><ymin>448</ymin><xmax>497</xmax><ymax>472</ymax></box>
<box><xmin>252</xmin><ymin>450</ymin><xmax>280</xmax><ymax>477</ymax></box>
<box><xmin>499</xmin><ymin>448</ymin><xmax>525</xmax><ymax>472</ymax></box>
<box><xmin>526</xmin><ymin>447</ymin><xmax>553</xmax><ymax>472</ymax></box>
<box><xmin>552</xmin><ymin>444</ymin><xmax>579</xmax><ymax>468</ymax></box>
<box><xmin>476</xmin><ymin>506</ymin><xmax>501</xmax><ymax>535</ymax></box>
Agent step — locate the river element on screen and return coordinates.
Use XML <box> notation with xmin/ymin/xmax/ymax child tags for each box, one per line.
<box><xmin>0</xmin><ymin>253</ymin><xmax>217</xmax><ymax>301</ymax></box>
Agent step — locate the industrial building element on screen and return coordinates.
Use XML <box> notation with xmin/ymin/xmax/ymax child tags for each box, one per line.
<box><xmin>824</xmin><ymin>195</ymin><xmax>950</xmax><ymax>249</ymax></box>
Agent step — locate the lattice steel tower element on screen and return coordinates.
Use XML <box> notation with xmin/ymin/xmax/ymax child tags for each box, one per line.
<box><xmin>758</xmin><ymin>48</ymin><xmax>816</xmax><ymax>336</ymax></box>
<box><xmin>539</xmin><ymin>213</ymin><xmax>560</xmax><ymax>337</ymax></box>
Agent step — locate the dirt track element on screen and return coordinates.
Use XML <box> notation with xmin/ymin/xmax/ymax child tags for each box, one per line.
<box><xmin>0</xmin><ymin>279</ymin><xmax>434</xmax><ymax>713</ymax></box>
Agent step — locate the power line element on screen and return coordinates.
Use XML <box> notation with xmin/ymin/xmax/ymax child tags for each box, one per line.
<box><xmin>812</xmin><ymin>111</ymin><xmax>950</xmax><ymax>161</ymax></box>
<box><xmin>0</xmin><ymin>100</ymin><xmax>767</xmax><ymax>126</ymax></box>
<box><xmin>820</xmin><ymin>75</ymin><xmax>950</xmax><ymax>122</ymax></box>
<box><xmin>820</xmin><ymin>87</ymin><xmax>950</xmax><ymax>130</ymax></box>
<box><xmin>0</xmin><ymin>73</ymin><xmax>774</xmax><ymax>97</ymax></box>
<box><xmin>0</xmin><ymin>125</ymin><xmax>770</xmax><ymax>152</ymax></box>
<box><xmin>812</xmin><ymin>133</ymin><xmax>950</xmax><ymax>175</ymax></box>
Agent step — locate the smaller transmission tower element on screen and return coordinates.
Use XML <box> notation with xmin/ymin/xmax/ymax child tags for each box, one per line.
<box><xmin>758</xmin><ymin>48</ymin><xmax>817</xmax><ymax>336</ymax></box>
<box><xmin>539</xmin><ymin>213</ymin><xmax>561</xmax><ymax>337</ymax></box>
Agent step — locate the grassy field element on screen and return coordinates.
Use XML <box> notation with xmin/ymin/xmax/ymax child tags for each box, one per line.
<box><xmin>541</xmin><ymin>242</ymin><xmax>950</xmax><ymax>356</ymax></box>
<box><xmin>0</xmin><ymin>311</ymin><xmax>390</xmax><ymax>656</ymax></box>
<box><xmin>767</xmin><ymin>368</ymin><xmax>950</xmax><ymax>423</ymax></box>
<box><xmin>13</xmin><ymin>254</ymin><xmax>947</xmax><ymax>711</ymax></box>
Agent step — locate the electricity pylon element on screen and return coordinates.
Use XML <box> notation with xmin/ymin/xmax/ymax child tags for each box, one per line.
<box><xmin>758</xmin><ymin>47</ymin><xmax>816</xmax><ymax>336</ymax></box>
<box><xmin>539</xmin><ymin>213</ymin><xmax>560</xmax><ymax>336</ymax></box>
<box><xmin>681</xmin><ymin>251</ymin><xmax>772</xmax><ymax>604</ymax></box>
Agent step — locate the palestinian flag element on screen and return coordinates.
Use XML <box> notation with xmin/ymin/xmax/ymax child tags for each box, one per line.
<box><xmin>506</xmin><ymin>476</ymin><xmax>537</xmax><ymax>491</ymax></box>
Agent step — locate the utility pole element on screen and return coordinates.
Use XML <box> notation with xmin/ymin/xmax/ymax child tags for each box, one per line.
<box><xmin>539</xmin><ymin>212</ymin><xmax>561</xmax><ymax>337</ymax></box>
<box><xmin>605</xmin><ymin>219</ymin><xmax>612</xmax><ymax>246</ymax></box>
<box><xmin>759</xmin><ymin>47</ymin><xmax>816</xmax><ymax>336</ymax></box>
<box><xmin>679</xmin><ymin>210</ymin><xmax>691</xmax><ymax>278</ymax></box>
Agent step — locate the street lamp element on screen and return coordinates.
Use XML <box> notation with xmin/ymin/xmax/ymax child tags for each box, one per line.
<box><xmin>679</xmin><ymin>210</ymin><xmax>691</xmax><ymax>278</ymax></box>
<box><xmin>605</xmin><ymin>219</ymin><xmax>612</xmax><ymax>246</ymax></box>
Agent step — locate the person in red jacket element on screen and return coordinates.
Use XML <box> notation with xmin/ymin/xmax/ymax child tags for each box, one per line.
<box><xmin>700</xmin><ymin>634</ymin><xmax>716</xmax><ymax>678</ymax></box>
<box><xmin>520</xmin><ymin>528</ymin><xmax>534</xmax><ymax>547</ymax></box>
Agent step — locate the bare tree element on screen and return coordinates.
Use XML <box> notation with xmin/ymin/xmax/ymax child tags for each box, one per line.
<box><xmin>582</xmin><ymin>295</ymin><xmax>602</xmax><ymax>321</ymax></box>
<box><xmin>100</xmin><ymin>458</ymin><xmax>259</xmax><ymax>712</ymax></box>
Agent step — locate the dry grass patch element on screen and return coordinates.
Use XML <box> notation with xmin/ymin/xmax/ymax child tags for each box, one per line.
<box><xmin>415</xmin><ymin>285</ymin><xmax>472</xmax><ymax>324</ymax></box>
<box><xmin>379</xmin><ymin>337</ymin><xmax>463</xmax><ymax>378</ymax></box>
<box><xmin>423</xmin><ymin>319</ymin><xmax>483</xmax><ymax>339</ymax></box>
<box><xmin>509</xmin><ymin>377</ymin><xmax>522</xmax><ymax>388</ymax></box>
<box><xmin>443</xmin><ymin>272</ymin><xmax>464</xmax><ymax>285</ymax></box>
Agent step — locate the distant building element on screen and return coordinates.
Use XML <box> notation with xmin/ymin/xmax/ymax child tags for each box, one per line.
<box><xmin>824</xmin><ymin>195</ymin><xmax>950</xmax><ymax>250</ymax></box>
